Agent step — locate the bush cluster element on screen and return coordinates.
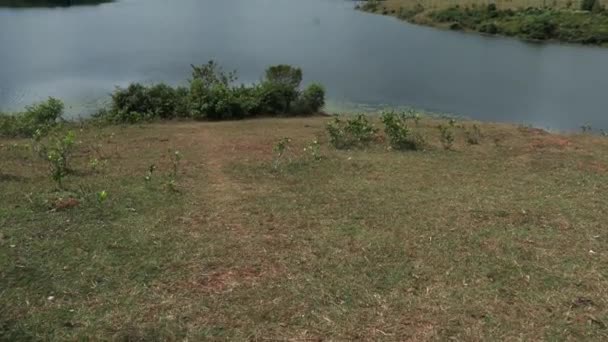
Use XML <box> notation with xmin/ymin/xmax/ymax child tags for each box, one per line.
<box><xmin>326</xmin><ymin>115</ymin><xmax>378</xmax><ymax>149</ymax></box>
<box><xmin>100</xmin><ymin>62</ymin><xmax>325</xmax><ymax>123</ymax></box>
<box><xmin>381</xmin><ymin>110</ymin><xmax>425</xmax><ymax>151</ymax></box>
<box><xmin>0</xmin><ymin>97</ymin><xmax>64</xmax><ymax>137</ymax></box>
<box><xmin>429</xmin><ymin>5</ymin><xmax>608</xmax><ymax>44</ymax></box>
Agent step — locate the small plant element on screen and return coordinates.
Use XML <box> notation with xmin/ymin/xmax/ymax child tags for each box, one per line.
<box><xmin>171</xmin><ymin>150</ymin><xmax>181</xmax><ymax>179</ymax></box>
<box><xmin>581</xmin><ymin>124</ymin><xmax>592</xmax><ymax>133</ymax></box>
<box><xmin>272</xmin><ymin>137</ymin><xmax>291</xmax><ymax>170</ymax></box>
<box><xmin>35</xmin><ymin>130</ymin><xmax>76</xmax><ymax>188</ymax></box>
<box><xmin>326</xmin><ymin>115</ymin><xmax>378</xmax><ymax>149</ymax></box>
<box><xmin>144</xmin><ymin>164</ymin><xmax>156</xmax><ymax>183</ymax></box>
<box><xmin>406</xmin><ymin>110</ymin><xmax>422</xmax><ymax>126</ymax></box>
<box><xmin>164</xmin><ymin>151</ymin><xmax>182</xmax><ymax>192</ymax></box>
<box><xmin>600</xmin><ymin>129</ymin><xmax>608</xmax><ymax>137</ymax></box>
<box><xmin>438</xmin><ymin>123</ymin><xmax>455</xmax><ymax>150</ymax></box>
<box><xmin>381</xmin><ymin>110</ymin><xmax>425</xmax><ymax>151</ymax></box>
<box><xmin>465</xmin><ymin>124</ymin><xmax>483</xmax><ymax>145</ymax></box>
<box><xmin>304</xmin><ymin>139</ymin><xmax>322</xmax><ymax>161</ymax></box>
<box><xmin>96</xmin><ymin>190</ymin><xmax>108</xmax><ymax>205</ymax></box>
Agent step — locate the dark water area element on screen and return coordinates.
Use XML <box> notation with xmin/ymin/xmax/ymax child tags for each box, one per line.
<box><xmin>1</xmin><ymin>0</ymin><xmax>607</xmax><ymax>130</ymax></box>
<box><xmin>0</xmin><ymin>0</ymin><xmax>112</xmax><ymax>8</ymax></box>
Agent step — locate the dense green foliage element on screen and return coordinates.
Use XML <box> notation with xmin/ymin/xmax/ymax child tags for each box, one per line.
<box><xmin>429</xmin><ymin>5</ymin><xmax>608</xmax><ymax>44</ymax></box>
<box><xmin>101</xmin><ymin>62</ymin><xmax>326</xmax><ymax>123</ymax></box>
<box><xmin>0</xmin><ymin>98</ymin><xmax>64</xmax><ymax>137</ymax></box>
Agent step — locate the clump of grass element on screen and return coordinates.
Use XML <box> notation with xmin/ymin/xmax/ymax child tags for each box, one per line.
<box><xmin>326</xmin><ymin>115</ymin><xmax>378</xmax><ymax>149</ymax></box>
<box><xmin>465</xmin><ymin>124</ymin><xmax>483</xmax><ymax>145</ymax></box>
<box><xmin>438</xmin><ymin>121</ymin><xmax>456</xmax><ymax>150</ymax></box>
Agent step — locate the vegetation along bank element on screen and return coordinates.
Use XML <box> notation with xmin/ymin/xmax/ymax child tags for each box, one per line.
<box><xmin>359</xmin><ymin>0</ymin><xmax>608</xmax><ymax>45</ymax></box>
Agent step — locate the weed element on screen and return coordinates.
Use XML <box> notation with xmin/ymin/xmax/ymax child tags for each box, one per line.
<box><xmin>326</xmin><ymin>115</ymin><xmax>378</xmax><ymax>149</ymax></box>
<box><xmin>465</xmin><ymin>124</ymin><xmax>483</xmax><ymax>145</ymax></box>
<box><xmin>171</xmin><ymin>150</ymin><xmax>182</xmax><ymax>180</ymax></box>
<box><xmin>304</xmin><ymin>139</ymin><xmax>322</xmax><ymax>161</ymax></box>
<box><xmin>581</xmin><ymin>124</ymin><xmax>593</xmax><ymax>133</ymax></box>
<box><xmin>34</xmin><ymin>130</ymin><xmax>77</xmax><ymax>188</ymax></box>
<box><xmin>272</xmin><ymin>137</ymin><xmax>292</xmax><ymax>170</ymax></box>
<box><xmin>381</xmin><ymin>110</ymin><xmax>425</xmax><ymax>151</ymax></box>
<box><xmin>438</xmin><ymin>123</ymin><xmax>456</xmax><ymax>150</ymax></box>
<box><xmin>144</xmin><ymin>164</ymin><xmax>157</xmax><ymax>183</ymax></box>
<box><xmin>96</xmin><ymin>190</ymin><xmax>108</xmax><ymax>205</ymax></box>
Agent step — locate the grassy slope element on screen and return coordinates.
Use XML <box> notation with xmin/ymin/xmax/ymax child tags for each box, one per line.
<box><xmin>1</xmin><ymin>117</ymin><xmax>608</xmax><ymax>340</ymax></box>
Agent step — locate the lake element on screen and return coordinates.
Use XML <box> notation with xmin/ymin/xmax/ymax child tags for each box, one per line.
<box><xmin>1</xmin><ymin>0</ymin><xmax>607</xmax><ymax>130</ymax></box>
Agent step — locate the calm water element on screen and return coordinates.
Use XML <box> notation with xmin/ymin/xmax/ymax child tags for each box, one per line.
<box><xmin>1</xmin><ymin>0</ymin><xmax>608</xmax><ymax>130</ymax></box>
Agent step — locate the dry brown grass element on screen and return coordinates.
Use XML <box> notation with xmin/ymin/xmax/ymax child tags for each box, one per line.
<box><xmin>1</xmin><ymin>117</ymin><xmax>608</xmax><ymax>340</ymax></box>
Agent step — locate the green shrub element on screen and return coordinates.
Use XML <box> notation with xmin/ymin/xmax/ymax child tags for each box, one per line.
<box><xmin>109</xmin><ymin>83</ymin><xmax>187</xmax><ymax>122</ymax></box>
<box><xmin>147</xmin><ymin>84</ymin><xmax>188</xmax><ymax>119</ymax></box>
<box><xmin>261</xmin><ymin>65</ymin><xmax>303</xmax><ymax>114</ymax></box>
<box><xmin>292</xmin><ymin>83</ymin><xmax>326</xmax><ymax>114</ymax></box>
<box><xmin>34</xmin><ymin>130</ymin><xmax>77</xmax><ymax>188</ymax></box>
<box><xmin>110</xmin><ymin>83</ymin><xmax>152</xmax><ymax>118</ymax></box>
<box><xmin>438</xmin><ymin>123</ymin><xmax>456</xmax><ymax>150</ymax></box>
<box><xmin>360</xmin><ymin>0</ymin><xmax>380</xmax><ymax>12</ymax></box>
<box><xmin>0</xmin><ymin>97</ymin><xmax>64</xmax><ymax>137</ymax></box>
<box><xmin>478</xmin><ymin>22</ymin><xmax>499</xmax><ymax>34</ymax></box>
<box><xmin>189</xmin><ymin>78</ymin><xmax>239</xmax><ymax>120</ymax></box>
<box><xmin>521</xmin><ymin>14</ymin><xmax>557</xmax><ymax>40</ymax></box>
<box><xmin>327</xmin><ymin>115</ymin><xmax>378</xmax><ymax>149</ymax></box>
<box><xmin>381</xmin><ymin>111</ymin><xmax>425</xmax><ymax>151</ymax></box>
<box><xmin>189</xmin><ymin>61</ymin><xmax>266</xmax><ymax>120</ymax></box>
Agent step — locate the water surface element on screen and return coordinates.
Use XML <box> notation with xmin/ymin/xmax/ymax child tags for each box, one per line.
<box><xmin>1</xmin><ymin>0</ymin><xmax>607</xmax><ymax>130</ymax></box>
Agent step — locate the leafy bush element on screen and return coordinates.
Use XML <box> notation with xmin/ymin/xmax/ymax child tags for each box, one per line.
<box><xmin>98</xmin><ymin>61</ymin><xmax>325</xmax><ymax>123</ymax></box>
<box><xmin>381</xmin><ymin>110</ymin><xmax>425</xmax><ymax>151</ymax></box>
<box><xmin>292</xmin><ymin>83</ymin><xmax>326</xmax><ymax>114</ymax></box>
<box><xmin>260</xmin><ymin>65</ymin><xmax>303</xmax><ymax>114</ymax></box>
<box><xmin>327</xmin><ymin>115</ymin><xmax>378</xmax><ymax>149</ymax></box>
<box><xmin>108</xmin><ymin>83</ymin><xmax>188</xmax><ymax>122</ymax></box>
<box><xmin>188</xmin><ymin>61</ymin><xmax>240</xmax><ymax>120</ymax></box>
<box><xmin>189</xmin><ymin>78</ymin><xmax>241</xmax><ymax>120</ymax></box>
<box><xmin>521</xmin><ymin>14</ymin><xmax>557</xmax><ymax>40</ymax></box>
<box><xmin>0</xmin><ymin>97</ymin><xmax>64</xmax><ymax>137</ymax></box>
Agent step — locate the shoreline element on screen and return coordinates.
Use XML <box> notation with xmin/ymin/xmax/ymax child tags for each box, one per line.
<box><xmin>357</xmin><ymin>1</ymin><xmax>608</xmax><ymax>47</ymax></box>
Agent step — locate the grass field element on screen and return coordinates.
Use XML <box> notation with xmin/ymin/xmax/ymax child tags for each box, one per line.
<box><xmin>2</xmin><ymin>116</ymin><xmax>608</xmax><ymax>339</ymax></box>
